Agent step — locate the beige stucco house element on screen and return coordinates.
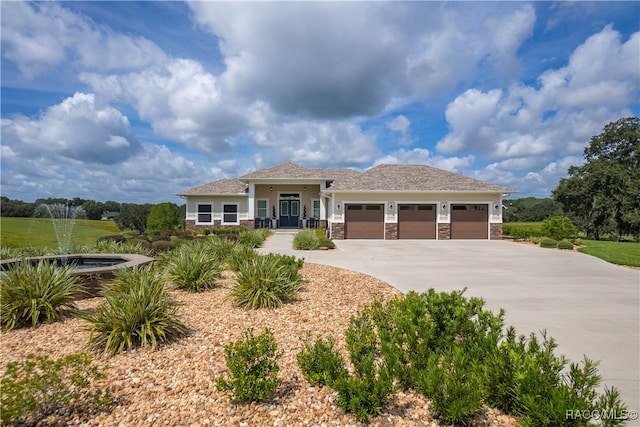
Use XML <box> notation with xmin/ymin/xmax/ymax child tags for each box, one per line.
<box><xmin>177</xmin><ymin>162</ymin><xmax>515</xmax><ymax>240</ymax></box>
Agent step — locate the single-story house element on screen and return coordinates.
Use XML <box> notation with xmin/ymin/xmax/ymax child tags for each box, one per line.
<box><xmin>177</xmin><ymin>162</ymin><xmax>515</xmax><ymax>240</ymax></box>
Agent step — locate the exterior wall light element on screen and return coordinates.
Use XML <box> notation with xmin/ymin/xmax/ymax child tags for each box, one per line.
<box><xmin>389</xmin><ymin>204</ymin><xmax>394</xmax><ymax>210</ymax></box>
<box><xmin>336</xmin><ymin>203</ymin><xmax>341</xmax><ymax>210</ymax></box>
<box><xmin>269</xmin><ymin>186</ymin><xmax>273</xmax><ymax>191</ymax></box>
<box><xmin>442</xmin><ymin>204</ymin><xmax>447</xmax><ymax>210</ymax></box>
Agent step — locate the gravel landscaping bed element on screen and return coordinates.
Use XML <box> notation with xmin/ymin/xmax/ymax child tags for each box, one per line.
<box><xmin>1</xmin><ymin>263</ymin><xmax>517</xmax><ymax>426</ymax></box>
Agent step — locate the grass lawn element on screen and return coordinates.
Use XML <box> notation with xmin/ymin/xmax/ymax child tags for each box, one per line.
<box><xmin>579</xmin><ymin>240</ymin><xmax>640</xmax><ymax>268</ymax></box>
<box><xmin>0</xmin><ymin>217</ymin><xmax>121</xmax><ymax>249</ymax></box>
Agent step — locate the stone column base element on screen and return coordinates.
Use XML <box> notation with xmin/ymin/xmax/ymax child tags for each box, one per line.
<box><xmin>438</xmin><ymin>223</ymin><xmax>451</xmax><ymax>239</ymax></box>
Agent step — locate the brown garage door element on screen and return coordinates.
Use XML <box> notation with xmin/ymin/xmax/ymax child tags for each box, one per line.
<box><xmin>451</xmin><ymin>204</ymin><xmax>488</xmax><ymax>239</ymax></box>
<box><xmin>398</xmin><ymin>204</ymin><xmax>436</xmax><ymax>239</ymax></box>
<box><xmin>345</xmin><ymin>204</ymin><xmax>384</xmax><ymax>239</ymax></box>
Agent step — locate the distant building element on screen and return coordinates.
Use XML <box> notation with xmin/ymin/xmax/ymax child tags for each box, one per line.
<box><xmin>101</xmin><ymin>211</ymin><xmax>119</xmax><ymax>220</ymax></box>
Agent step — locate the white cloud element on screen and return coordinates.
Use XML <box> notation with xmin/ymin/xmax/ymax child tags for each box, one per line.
<box><xmin>1</xmin><ymin>93</ymin><xmax>141</xmax><ymax>165</ymax></box>
<box><xmin>386</xmin><ymin>115</ymin><xmax>415</xmax><ymax>147</ymax></box>
<box><xmin>248</xmin><ymin>120</ymin><xmax>379</xmax><ymax>168</ymax></box>
<box><xmin>436</xmin><ymin>26</ymin><xmax>639</xmax><ymax>164</ymax></box>
<box><xmin>81</xmin><ymin>59</ymin><xmax>247</xmax><ymax>154</ymax></box>
<box><xmin>0</xmin><ymin>2</ymin><xmax>166</xmax><ymax>78</ymax></box>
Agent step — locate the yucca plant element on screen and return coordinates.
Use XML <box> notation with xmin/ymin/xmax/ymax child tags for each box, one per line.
<box><xmin>226</xmin><ymin>243</ymin><xmax>259</xmax><ymax>272</ymax></box>
<box><xmin>163</xmin><ymin>244</ymin><xmax>221</xmax><ymax>292</ymax></box>
<box><xmin>228</xmin><ymin>254</ymin><xmax>303</xmax><ymax>309</ymax></box>
<box><xmin>85</xmin><ymin>267</ymin><xmax>188</xmax><ymax>355</ymax></box>
<box><xmin>1</xmin><ymin>260</ymin><xmax>82</xmax><ymax>329</ymax></box>
<box><xmin>237</xmin><ymin>229</ymin><xmax>268</xmax><ymax>248</ymax></box>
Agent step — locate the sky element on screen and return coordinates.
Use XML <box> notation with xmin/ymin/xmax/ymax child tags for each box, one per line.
<box><xmin>1</xmin><ymin>1</ymin><xmax>638</xmax><ymax>205</ymax></box>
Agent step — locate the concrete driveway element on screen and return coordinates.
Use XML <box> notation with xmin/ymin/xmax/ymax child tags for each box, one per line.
<box><xmin>259</xmin><ymin>232</ymin><xmax>640</xmax><ymax>410</ymax></box>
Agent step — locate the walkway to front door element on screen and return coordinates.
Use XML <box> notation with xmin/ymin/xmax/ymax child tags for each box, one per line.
<box><xmin>279</xmin><ymin>198</ymin><xmax>300</xmax><ymax>228</ymax></box>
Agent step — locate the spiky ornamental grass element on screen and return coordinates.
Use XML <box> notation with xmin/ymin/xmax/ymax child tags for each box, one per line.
<box><xmin>85</xmin><ymin>266</ymin><xmax>188</xmax><ymax>356</ymax></box>
<box><xmin>1</xmin><ymin>260</ymin><xmax>82</xmax><ymax>329</ymax></box>
<box><xmin>162</xmin><ymin>244</ymin><xmax>222</xmax><ymax>292</ymax></box>
<box><xmin>228</xmin><ymin>254</ymin><xmax>303</xmax><ymax>309</ymax></box>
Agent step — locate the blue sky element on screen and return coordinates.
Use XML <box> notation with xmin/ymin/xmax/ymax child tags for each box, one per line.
<box><xmin>1</xmin><ymin>1</ymin><xmax>638</xmax><ymax>204</ymax></box>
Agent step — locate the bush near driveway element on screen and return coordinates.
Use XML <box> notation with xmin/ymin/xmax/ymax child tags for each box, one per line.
<box><xmin>296</xmin><ymin>289</ymin><xmax>628</xmax><ymax>425</ymax></box>
<box><xmin>293</xmin><ymin>229</ymin><xmax>336</xmax><ymax>250</ymax></box>
<box><xmin>541</xmin><ymin>216</ymin><xmax>578</xmax><ymax>241</ymax></box>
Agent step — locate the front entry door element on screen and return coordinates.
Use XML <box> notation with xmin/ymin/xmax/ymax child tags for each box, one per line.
<box><xmin>279</xmin><ymin>199</ymin><xmax>300</xmax><ymax>228</ymax></box>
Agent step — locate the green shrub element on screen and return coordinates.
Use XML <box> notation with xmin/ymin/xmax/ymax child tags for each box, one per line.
<box><xmin>541</xmin><ymin>216</ymin><xmax>577</xmax><ymax>241</ymax></box>
<box><xmin>93</xmin><ymin>239</ymin><xmax>154</xmax><ymax>256</ymax></box>
<box><xmin>503</xmin><ymin>223</ymin><xmax>544</xmax><ymax>240</ymax></box>
<box><xmin>226</xmin><ymin>243</ymin><xmax>259</xmax><ymax>272</ymax></box>
<box><xmin>228</xmin><ymin>254</ymin><xmax>303</xmax><ymax>309</ymax></box>
<box><xmin>574</xmin><ymin>238</ymin><xmax>584</xmax><ymax>246</ymax></box>
<box><xmin>317</xmin><ymin>237</ymin><xmax>336</xmax><ymax>249</ymax></box>
<box><xmin>332</xmin><ymin>311</ymin><xmax>394</xmax><ymax>422</ymax></box>
<box><xmin>558</xmin><ymin>239</ymin><xmax>574</xmax><ymax>250</ymax></box>
<box><xmin>96</xmin><ymin>234</ymin><xmax>126</xmax><ymax>244</ymax></box>
<box><xmin>540</xmin><ymin>237</ymin><xmax>559</xmax><ymax>248</ymax></box>
<box><xmin>85</xmin><ymin>267</ymin><xmax>188</xmax><ymax>355</ymax></box>
<box><xmin>208</xmin><ymin>236</ymin><xmax>238</xmax><ymax>262</ymax></box>
<box><xmin>293</xmin><ymin>229</ymin><xmax>319</xmax><ymax>250</ymax></box>
<box><xmin>215</xmin><ymin>328</ymin><xmax>281</xmax><ymax>402</ymax></box>
<box><xmin>1</xmin><ymin>260</ymin><xmax>82</xmax><ymax>329</ymax></box>
<box><xmin>163</xmin><ymin>244</ymin><xmax>221</xmax><ymax>292</ymax></box>
<box><xmin>417</xmin><ymin>346</ymin><xmax>486</xmax><ymax>426</ymax></box>
<box><xmin>293</xmin><ymin>229</ymin><xmax>336</xmax><ymax>250</ymax></box>
<box><xmin>151</xmin><ymin>240</ymin><xmax>176</xmax><ymax>253</ymax></box>
<box><xmin>333</xmin><ymin>369</ymin><xmax>393</xmax><ymax>423</ymax></box>
<box><xmin>1</xmin><ymin>353</ymin><xmax>111</xmax><ymax>425</ymax></box>
<box><xmin>296</xmin><ymin>334</ymin><xmax>348</xmax><ymax>387</ymax></box>
<box><xmin>237</xmin><ymin>229</ymin><xmax>269</xmax><ymax>248</ymax></box>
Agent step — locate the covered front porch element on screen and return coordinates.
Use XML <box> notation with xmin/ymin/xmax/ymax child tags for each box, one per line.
<box><xmin>247</xmin><ymin>182</ymin><xmax>328</xmax><ymax>230</ymax></box>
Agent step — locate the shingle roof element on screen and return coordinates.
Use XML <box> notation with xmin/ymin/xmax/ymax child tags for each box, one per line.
<box><xmin>327</xmin><ymin>164</ymin><xmax>514</xmax><ymax>193</ymax></box>
<box><xmin>177</xmin><ymin>178</ymin><xmax>248</xmax><ymax>196</ymax></box>
<box><xmin>178</xmin><ymin>163</ymin><xmax>514</xmax><ymax>196</ymax></box>
<box><xmin>238</xmin><ymin>162</ymin><xmax>359</xmax><ymax>181</ymax></box>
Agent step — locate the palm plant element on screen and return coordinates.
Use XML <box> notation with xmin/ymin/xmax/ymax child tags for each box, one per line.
<box><xmin>163</xmin><ymin>244</ymin><xmax>222</xmax><ymax>292</ymax></box>
<box><xmin>85</xmin><ymin>266</ymin><xmax>187</xmax><ymax>355</ymax></box>
<box><xmin>1</xmin><ymin>260</ymin><xmax>82</xmax><ymax>329</ymax></box>
<box><xmin>228</xmin><ymin>254</ymin><xmax>303</xmax><ymax>309</ymax></box>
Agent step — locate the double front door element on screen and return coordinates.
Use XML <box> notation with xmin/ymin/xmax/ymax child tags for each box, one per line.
<box><xmin>279</xmin><ymin>199</ymin><xmax>300</xmax><ymax>228</ymax></box>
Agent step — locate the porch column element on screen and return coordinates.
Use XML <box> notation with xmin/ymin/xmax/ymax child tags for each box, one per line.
<box><xmin>248</xmin><ymin>183</ymin><xmax>255</xmax><ymax>220</ymax></box>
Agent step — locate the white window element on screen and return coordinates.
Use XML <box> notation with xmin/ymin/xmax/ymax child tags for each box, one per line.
<box><xmin>312</xmin><ymin>199</ymin><xmax>321</xmax><ymax>218</ymax></box>
<box><xmin>196</xmin><ymin>203</ymin><xmax>213</xmax><ymax>224</ymax></box>
<box><xmin>222</xmin><ymin>203</ymin><xmax>239</xmax><ymax>225</ymax></box>
<box><xmin>256</xmin><ymin>199</ymin><xmax>268</xmax><ymax>218</ymax></box>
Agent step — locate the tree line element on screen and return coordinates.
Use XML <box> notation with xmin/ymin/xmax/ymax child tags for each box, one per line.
<box><xmin>1</xmin><ymin>197</ymin><xmax>185</xmax><ymax>236</ymax></box>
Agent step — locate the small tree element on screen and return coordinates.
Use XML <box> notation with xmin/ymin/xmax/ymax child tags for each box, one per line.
<box><xmin>146</xmin><ymin>202</ymin><xmax>182</xmax><ymax>236</ymax></box>
<box><xmin>114</xmin><ymin>203</ymin><xmax>152</xmax><ymax>234</ymax></box>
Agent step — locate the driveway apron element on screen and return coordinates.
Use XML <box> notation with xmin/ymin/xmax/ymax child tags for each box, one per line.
<box><xmin>259</xmin><ymin>233</ymin><xmax>640</xmax><ymax>409</ymax></box>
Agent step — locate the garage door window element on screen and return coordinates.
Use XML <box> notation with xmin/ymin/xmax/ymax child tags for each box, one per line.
<box><xmin>366</xmin><ymin>205</ymin><xmax>381</xmax><ymax>210</ymax></box>
<box><xmin>418</xmin><ymin>205</ymin><xmax>433</xmax><ymax>211</ymax></box>
<box><xmin>453</xmin><ymin>205</ymin><xmax>466</xmax><ymax>211</ymax></box>
<box><xmin>348</xmin><ymin>205</ymin><xmax>363</xmax><ymax>211</ymax></box>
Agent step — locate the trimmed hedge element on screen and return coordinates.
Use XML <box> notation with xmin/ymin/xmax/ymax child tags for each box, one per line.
<box><xmin>540</xmin><ymin>237</ymin><xmax>559</xmax><ymax>248</ymax></box>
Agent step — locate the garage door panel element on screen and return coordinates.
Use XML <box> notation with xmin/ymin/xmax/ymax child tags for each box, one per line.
<box><xmin>346</xmin><ymin>204</ymin><xmax>384</xmax><ymax>239</ymax></box>
<box><xmin>451</xmin><ymin>204</ymin><xmax>488</xmax><ymax>239</ymax></box>
<box><xmin>398</xmin><ymin>204</ymin><xmax>436</xmax><ymax>239</ymax></box>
